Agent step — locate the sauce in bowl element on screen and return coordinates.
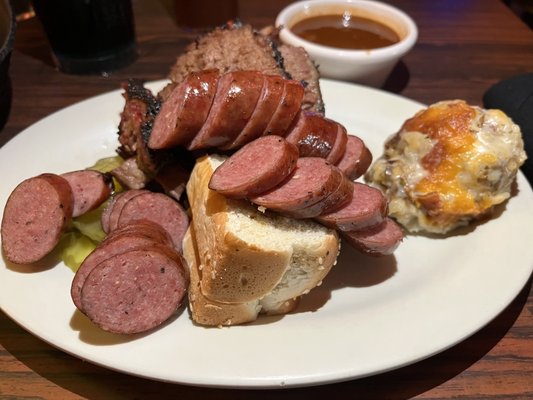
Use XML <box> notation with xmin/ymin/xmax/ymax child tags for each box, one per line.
<box><xmin>291</xmin><ymin>13</ymin><xmax>399</xmax><ymax>50</ymax></box>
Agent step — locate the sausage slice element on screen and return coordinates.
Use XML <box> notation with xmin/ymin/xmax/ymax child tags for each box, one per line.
<box><xmin>103</xmin><ymin>189</ymin><xmax>146</xmax><ymax>233</ymax></box>
<box><xmin>327</xmin><ymin>125</ymin><xmax>348</xmax><ymax>165</ymax></box>
<box><xmin>316</xmin><ymin>182</ymin><xmax>388</xmax><ymax>231</ymax></box>
<box><xmin>116</xmin><ymin>191</ymin><xmax>189</xmax><ymax>251</ymax></box>
<box><xmin>264</xmin><ymin>79</ymin><xmax>304</xmax><ymax>136</ymax></box>
<box><xmin>223</xmin><ymin>75</ymin><xmax>285</xmax><ymax>150</ymax></box>
<box><xmin>335</xmin><ymin>135</ymin><xmax>373</xmax><ymax>180</ymax></box>
<box><xmin>285</xmin><ymin>111</ymin><xmax>339</xmax><ymax>159</ymax></box>
<box><xmin>187</xmin><ymin>71</ymin><xmax>265</xmax><ymax>150</ymax></box>
<box><xmin>71</xmin><ymin>222</ymin><xmax>172</xmax><ymax>312</ymax></box>
<box><xmin>80</xmin><ymin>247</ymin><xmax>188</xmax><ymax>334</ymax></box>
<box><xmin>209</xmin><ymin>136</ymin><xmax>299</xmax><ymax>198</ymax></box>
<box><xmin>61</xmin><ymin>170</ymin><xmax>113</xmax><ymax>217</ymax></box>
<box><xmin>251</xmin><ymin>157</ymin><xmax>345</xmax><ymax>218</ymax></box>
<box><xmin>341</xmin><ymin>218</ymin><xmax>404</xmax><ymax>256</ymax></box>
<box><xmin>1</xmin><ymin>174</ymin><xmax>73</xmax><ymax>264</ymax></box>
<box><xmin>149</xmin><ymin>69</ymin><xmax>220</xmax><ymax>149</ymax></box>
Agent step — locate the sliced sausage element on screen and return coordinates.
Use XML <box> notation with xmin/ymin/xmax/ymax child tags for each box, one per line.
<box><xmin>61</xmin><ymin>170</ymin><xmax>113</xmax><ymax>217</ymax></box>
<box><xmin>316</xmin><ymin>182</ymin><xmax>388</xmax><ymax>231</ymax></box>
<box><xmin>71</xmin><ymin>223</ymin><xmax>172</xmax><ymax>312</ymax></box>
<box><xmin>149</xmin><ymin>69</ymin><xmax>220</xmax><ymax>149</ymax></box>
<box><xmin>335</xmin><ymin>135</ymin><xmax>373</xmax><ymax>180</ymax></box>
<box><xmin>327</xmin><ymin>125</ymin><xmax>348</xmax><ymax>165</ymax></box>
<box><xmin>100</xmin><ymin>195</ymin><xmax>116</xmax><ymax>234</ymax></box>
<box><xmin>116</xmin><ymin>191</ymin><xmax>189</xmax><ymax>251</ymax></box>
<box><xmin>1</xmin><ymin>174</ymin><xmax>73</xmax><ymax>264</ymax></box>
<box><xmin>341</xmin><ymin>218</ymin><xmax>404</xmax><ymax>256</ymax></box>
<box><xmin>285</xmin><ymin>111</ymin><xmax>339</xmax><ymax>160</ymax></box>
<box><xmin>80</xmin><ymin>247</ymin><xmax>188</xmax><ymax>334</ymax></box>
<box><xmin>103</xmin><ymin>189</ymin><xmax>146</xmax><ymax>233</ymax></box>
<box><xmin>209</xmin><ymin>136</ymin><xmax>299</xmax><ymax>198</ymax></box>
<box><xmin>312</xmin><ymin>173</ymin><xmax>354</xmax><ymax>215</ymax></box>
<box><xmin>105</xmin><ymin>219</ymin><xmax>174</xmax><ymax>245</ymax></box>
<box><xmin>251</xmin><ymin>157</ymin><xmax>344</xmax><ymax>219</ymax></box>
<box><xmin>187</xmin><ymin>71</ymin><xmax>265</xmax><ymax>150</ymax></box>
<box><xmin>263</xmin><ymin>79</ymin><xmax>305</xmax><ymax>136</ymax></box>
<box><xmin>223</xmin><ymin>75</ymin><xmax>285</xmax><ymax>150</ymax></box>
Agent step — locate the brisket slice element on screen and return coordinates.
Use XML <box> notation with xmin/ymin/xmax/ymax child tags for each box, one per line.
<box><xmin>277</xmin><ymin>44</ymin><xmax>325</xmax><ymax>115</ymax></box>
<box><xmin>163</xmin><ymin>21</ymin><xmax>324</xmax><ymax>114</ymax></box>
<box><xmin>117</xmin><ymin>79</ymin><xmax>153</xmax><ymax>158</ymax></box>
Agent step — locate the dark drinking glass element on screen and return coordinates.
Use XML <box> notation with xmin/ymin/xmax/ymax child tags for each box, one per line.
<box><xmin>31</xmin><ymin>0</ymin><xmax>137</xmax><ymax>75</ymax></box>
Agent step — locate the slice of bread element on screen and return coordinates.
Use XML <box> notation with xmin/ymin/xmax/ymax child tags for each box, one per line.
<box><xmin>184</xmin><ymin>155</ymin><xmax>340</xmax><ymax>326</ymax></box>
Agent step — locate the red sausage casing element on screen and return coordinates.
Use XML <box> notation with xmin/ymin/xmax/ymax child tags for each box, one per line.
<box><xmin>335</xmin><ymin>135</ymin><xmax>373</xmax><ymax>180</ymax></box>
<box><xmin>341</xmin><ymin>218</ymin><xmax>404</xmax><ymax>257</ymax></box>
<box><xmin>263</xmin><ymin>79</ymin><xmax>304</xmax><ymax>136</ymax></box>
<box><xmin>316</xmin><ymin>182</ymin><xmax>388</xmax><ymax>231</ymax></box>
<box><xmin>149</xmin><ymin>69</ymin><xmax>220</xmax><ymax>149</ymax></box>
<box><xmin>285</xmin><ymin>111</ymin><xmax>339</xmax><ymax>160</ymax></box>
<box><xmin>1</xmin><ymin>173</ymin><xmax>74</xmax><ymax>264</ymax></box>
<box><xmin>251</xmin><ymin>157</ymin><xmax>351</xmax><ymax>219</ymax></box>
<box><xmin>209</xmin><ymin>136</ymin><xmax>299</xmax><ymax>198</ymax></box>
<box><xmin>222</xmin><ymin>75</ymin><xmax>286</xmax><ymax>150</ymax></box>
<box><xmin>187</xmin><ymin>71</ymin><xmax>265</xmax><ymax>150</ymax></box>
<box><xmin>61</xmin><ymin>170</ymin><xmax>112</xmax><ymax>217</ymax></box>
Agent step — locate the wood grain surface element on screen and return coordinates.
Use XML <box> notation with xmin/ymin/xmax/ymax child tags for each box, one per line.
<box><xmin>0</xmin><ymin>0</ymin><xmax>532</xmax><ymax>398</ymax></box>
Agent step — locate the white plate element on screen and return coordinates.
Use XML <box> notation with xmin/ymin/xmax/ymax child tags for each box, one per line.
<box><xmin>1</xmin><ymin>79</ymin><xmax>532</xmax><ymax>388</ymax></box>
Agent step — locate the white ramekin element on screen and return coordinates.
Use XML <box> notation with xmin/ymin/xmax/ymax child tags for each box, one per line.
<box><xmin>275</xmin><ymin>0</ymin><xmax>418</xmax><ymax>87</ymax></box>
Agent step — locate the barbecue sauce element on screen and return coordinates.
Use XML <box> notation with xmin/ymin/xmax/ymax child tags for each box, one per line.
<box><xmin>291</xmin><ymin>14</ymin><xmax>399</xmax><ymax>50</ymax></box>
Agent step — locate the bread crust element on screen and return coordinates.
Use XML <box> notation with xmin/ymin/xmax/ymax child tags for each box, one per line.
<box><xmin>186</xmin><ymin>155</ymin><xmax>290</xmax><ymax>303</ymax></box>
<box><xmin>184</xmin><ymin>155</ymin><xmax>341</xmax><ymax>326</ymax></box>
<box><xmin>184</xmin><ymin>227</ymin><xmax>261</xmax><ymax>326</ymax></box>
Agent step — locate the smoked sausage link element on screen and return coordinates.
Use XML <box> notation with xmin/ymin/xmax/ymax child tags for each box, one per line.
<box><xmin>149</xmin><ymin>69</ymin><xmax>220</xmax><ymax>149</ymax></box>
<box><xmin>223</xmin><ymin>75</ymin><xmax>286</xmax><ymax>150</ymax></box>
<box><xmin>147</xmin><ymin>70</ymin><xmax>371</xmax><ymax>181</ymax></box>
<box><xmin>1</xmin><ymin>173</ymin><xmax>74</xmax><ymax>264</ymax></box>
<box><xmin>187</xmin><ymin>71</ymin><xmax>265</xmax><ymax>150</ymax></box>
<box><xmin>209</xmin><ymin>136</ymin><xmax>299</xmax><ymax>198</ymax></box>
<box><xmin>285</xmin><ymin>111</ymin><xmax>339</xmax><ymax>160</ymax></box>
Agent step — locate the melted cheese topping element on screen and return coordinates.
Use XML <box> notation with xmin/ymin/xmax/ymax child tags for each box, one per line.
<box><xmin>406</xmin><ymin>101</ymin><xmax>480</xmax><ymax>214</ymax></box>
<box><xmin>366</xmin><ymin>100</ymin><xmax>527</xmax><ymax>234</ymax></box>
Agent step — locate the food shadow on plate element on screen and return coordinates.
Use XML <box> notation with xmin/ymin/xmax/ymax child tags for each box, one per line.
<box><xmin>244</xmin><ymin>240</ymin><xmax>398</xmax><ymax>325</ymax></box>
<box><xmin>69</xmin><ymin>303</ymin><xmax>187</xmax><ymax>345</ymax></box>
<box><xmin>3</xmin><ymin>250</ymin><xmax>62</xmax><ymax>273</ymax></box>
<box><xmin>293</xmin><ymin>242</ymin><xmax>397</xmax><ymax>315</ymax></box>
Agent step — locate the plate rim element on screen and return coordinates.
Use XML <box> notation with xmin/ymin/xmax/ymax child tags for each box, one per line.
<box><xmin>1</xmin><ymin>79</ymin><xmax>532</xmax><ymax>389</ymax></box>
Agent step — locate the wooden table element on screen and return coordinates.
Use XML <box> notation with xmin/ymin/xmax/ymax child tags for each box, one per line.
<box><xmin>1</xmin><ymin>0</ymin><xmax>532</xmax><ymax>398</ymax></box>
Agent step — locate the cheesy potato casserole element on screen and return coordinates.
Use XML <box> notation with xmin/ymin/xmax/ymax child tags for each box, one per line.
<box><xmin>366</xmin><ymin>100</ymin><xmax>527</xmax><ymax>234</ymax></box>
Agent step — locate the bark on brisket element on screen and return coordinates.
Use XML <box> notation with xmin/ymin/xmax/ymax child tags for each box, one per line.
<box><xmin>278</xmin><ymin>44</ymin><xmax>325</xmax><ymax>115</ymax></box>
<box><xmin>166</xmin><ymin>25</ymin><xmax>285</xmax><ymax>94</ymax></box>
<box><xmin>164</xmin><ymin>23</ymin><xmax>324</xmax><ymax>114</ymax></box>
<box><xmin>116</xmin><ymin>80</ymin><xmax>169</xmax><ymax>187</ymax></box>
